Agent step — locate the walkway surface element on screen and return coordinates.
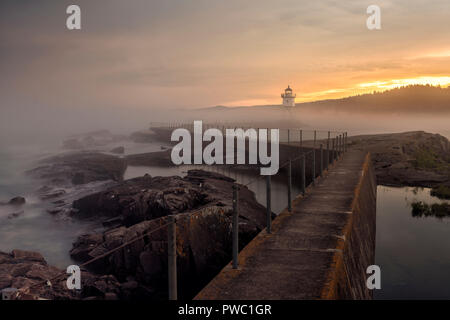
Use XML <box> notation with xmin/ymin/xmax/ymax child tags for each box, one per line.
<box><xmin>195</xmin><ymin>149</ymin><xmax>369</xmax><ymax>300</ymax></box>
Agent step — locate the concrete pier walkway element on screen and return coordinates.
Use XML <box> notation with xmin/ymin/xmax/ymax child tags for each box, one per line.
<box><xmin>195</xmin><ymin>150</ymin><xmax>376</xmax><ymax>300</ymax></box>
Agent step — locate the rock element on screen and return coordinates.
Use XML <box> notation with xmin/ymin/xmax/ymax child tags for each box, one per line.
<box><xmin>102</xmin><ymin>217</ymin><xmax>124</xmax><ymax>228</ymax></box>
<box><xmin>70</xmin><ymin>170</ymin><xmax>267</xmax><ymax>299</ymax></box>
<box><xmin>1</xmin><ymin>196</ymin><xmax>26</xmax><ymax>206</ymax></box>
<box><xmin>0</xmin><ymin>249</ymin><xmax>122</xmax><ymax>300</ymax></box>
<box><xmin>62</xmin><ymin>139</ymin><xmax>83</xmax><ymax>150</ymax></box>
<box><xmin>7</xmin><ymin>211</ymin><xmax>24</xmax><ymax>219</ymax></box>
<box><xmin>104</xmin><ymin>292</ymin><xmax>118</xmax><ymax>300</ymax></box>
<box><xmin>72</xmin><ymin>174</ymin><xmax>206</xmax><ymax>225</ymax></box>
<box><xmin>72</xmin><ymin>170</ymin><xmax>266</xmax><ymax>228</ymax></box>
<box><xmin>9</xmin><ymin>197</ymin><xmax>26</xmax><ymax>206</ymax></box>
<box><xmin>126</xmin><ymin>149</ymin><xmax>172</xmax><ymax>167</ymax></box>
<box><xmin>27</xmin><ymin>152</ymin><xmax>127</xmax><ymax>187</ymax></box>
<box><xmin>12</xmin><ymin>250</ymin><xmax>46</xmax><ymax>264</ymax></box>
<box><xmin>47</xmin><ymin>208</ymin><xmax>62</xmax><ymax>215</ymax></box>
<box><xmin>130</xmin><ymin>130</ymin><xmax>158</xmax><ymax>143</ymax></box>
<box><xmin>63</xmin><ymin>130</ymin><xmax>128</xmax><ymax>150</ymax></box>
<box><xmin>39</xmin><ymin>189</ymin><xmax>66</xmax><ymax>200</ymax></box>
<box><xmin>349</xmin><ymin>131</ymin><xmax>450</xmax><ymax>187</ymax></box>
<box><xmin>120</xmin><ymin>281</ymin><xmax>138</xmax><ymax>290</ymax></box>
<box><xmin>110</xmin><ymin>146</ymin><xmax>125</xmax><ymax>154</ymax></box>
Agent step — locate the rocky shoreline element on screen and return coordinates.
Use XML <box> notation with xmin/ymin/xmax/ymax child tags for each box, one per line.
<box><xmin>2</xmin><ymin>129</ymin><xmax>449</xmax><ymax>300</ymax></box>
<box><xmin>1</xmin><ymin>135</ymin><xmax>267</xmax><ymax>300</ymax></box>
<box><xmin>348</xmin><ymin>131</ymin><xmax>450</xmax><ymax>188</ymax></box>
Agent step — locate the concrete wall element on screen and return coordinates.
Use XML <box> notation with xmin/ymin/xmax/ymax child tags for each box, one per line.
<box><xmin>320</xmin><ymin>153</ymin><xmax>377</xmax><ymax>299</ymax></box>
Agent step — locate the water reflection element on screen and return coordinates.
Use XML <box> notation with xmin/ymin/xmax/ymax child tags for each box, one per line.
<box><xmin>375</xmin><ymin>186</ymin><xmax>450</xmax><ymax>299</ymax></box>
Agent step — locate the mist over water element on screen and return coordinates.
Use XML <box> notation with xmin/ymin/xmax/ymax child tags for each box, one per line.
<box><xmin>0</xmin><ymin>103</ymin><xmax>449</xmax><ymax>280</ymax></box>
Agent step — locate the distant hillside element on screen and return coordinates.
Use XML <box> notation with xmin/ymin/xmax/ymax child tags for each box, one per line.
<box><xmin>303</xmin><ymin>85</ymin><xmax>450</xmax><ymax>114</ymax></box>
<box><xmin>202</xmin><ymin>85</ymin><xmax>450</xmax><ymax>114</ymax></box>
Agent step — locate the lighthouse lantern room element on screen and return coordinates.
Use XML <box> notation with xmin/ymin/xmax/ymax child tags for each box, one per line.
<box><xmin>281</xmin><ymin>85</ymin><xmax>296</xmax><ymax>107</ymax></box>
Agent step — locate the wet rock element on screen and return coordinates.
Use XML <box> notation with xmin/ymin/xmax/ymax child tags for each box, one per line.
<box><xmin>39</xmin><ymin>189</ymin><xmax>66</xmax><ymax>200</ymax></box>
<box><xmin>63</xmin><ymin>130</ymin><xmax>128</xmax><ymax>150</ymax></box>
<box><xmin>70</xmin><ymin>170</ymin><xmax>267</xmax><ymax>299</ymax></box>
<box><xmin>62</xmin><ymin>139</ymin><xmax>84</xmax><ymax>150</ymax></box>
<box><xmin>130</xmin><ymin>130</ymin><xmax>158</xmax><ymax>143</ymax></box>
<box><xmin>110</xmin><ymin>146</ymin><xmax>125</xmax><ymax>154</ymax></box>
<box><xmin>12</xmin><ymin>250</ymin><xmax>47</xmax><ymax>264</ymax></box>
<box><xmin>102</xmin><ymin>217</ymin><xmax>124</xmax><ymax>228</ymax></box>
<box><xmin>0</xmin><ymin>249</ymin><xmax>122</xmax><ymax>300</ymax></box>
<box><xmin>1</xmin><ymin>196</ymin><xmax>26</xmax><ymax>206</ymax></box>
<box><xmin>27</xmin><ymin>152</ymin><xmax>127</xmax><ymax>187</ymax></box>
<box><xmin>7</xmin><ymin>211</ymin><xmax>24</xmax><ymax>219</ymax></box>
<box><xmin>47</xmin><ymin>208</ymin><xmax>62</xmax><ymax>215</ymax></box>
<box><xmin>104</xmin><ymin>292</ymin><xmax>118</xmax><ymax>300</ymax></box>
<box><xmin>9</xmin><ymin>197</ymin><xmax>26</xmax><ymax>206</ymax></box>
<box><xmin>126</xmin><ymin>149</ymin><xmax>172</xmax><ymax>167</ymax></box>
<box><xmin>72</xmin><ymin>174</ymin><xmax>206</xmax><ymax>225</ymax></box>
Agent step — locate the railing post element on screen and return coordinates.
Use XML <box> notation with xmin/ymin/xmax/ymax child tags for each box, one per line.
<box><xmin>345</xmin><ymin>132</ymin><xmax>348</xmax><ymax>152</ymax></box>
<box><xmin>337</xmin><ymin>135</ymin><xmax>340</xmax><ymax>157</ymax></box>
<box><xmin>168</xmin><ymin>215</ymin><xmax>177</xmax><ymax>300</ymax></box>
<box><xmin>312</xmin><ymin>149</ymin><xmax>316</xmax><ymax>186</ymax></box>
<box><xmin>335</xmin><ymin>137</ymin><xmax>338</xmax><ymax>161</ymax></box>
<box><xmin>336</xmin><ymin>137</ymin><xmax>339</xmax><ymax>159</ymax></box>
<box><xmin>300</xmin><ymin>130</ymin><xmax>303</xmax><ymax>148</ymax></box>
<box><xmin>332</xmin><ymin>138</ymin><xmax>335</xmax><ymax>163</ymax></box>
<box><xmin>232</xmin><ymin>184</ymin><xmax>239</xmax><ymax>269</ymax></box>
<box><xmin>301</xmin><ymin>155</ymin><xmax>306</xmax><ymax>196</ymax></box>
<box><xmin>327</xmin><ymin>131</ymin><xmax>330</xmax><ymax>169</ymax></box>
<box><xmin>266</xmin><ymin>176</ymin><xmax>272</xmax><ymax>234</ymax></box>
<box><xmin>320</xmin><ymin>144</ymin><xmax>323</xmax><ymax>177</ymax></box>
<box><xmin>314</xmin><ymin>130</ymin><xmax>317</xmax><ymax>147</ymax></box>
<box><xmin>287</xmin><ymin>159</ymin><xmax>292</xmax><ymax>212</ymax></box>
<box><xmin>287</xmin><ymin>129</ymin><xmax>290</xmax><ymax>145</ymax></box>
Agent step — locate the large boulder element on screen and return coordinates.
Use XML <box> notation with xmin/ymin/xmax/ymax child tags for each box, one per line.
<box><xmin>0</xmin><ymin>196</ymin><xmax>26</xmax><ymax>206</ymax></box>
<box><xmin>27</xmin><ymin>152</ymin><xmax>127</xmax><ymax>187</ymax></box>
<box><xmin>349</xmin><ymin>131</ymin><xmax>450</xmax><ymax>187</ymax></box>
<box><xmin>72</xmin><ymin>170</ymin><xmax>266</xmax><ymax>230</ymax></box>
<box><xmin>63</xmin><ymin>130</ymin><xmax>128</xmax><ymax>150</ymax></box>
<box><xmin>0</xmin><ymin>250</ymin><xmax>122</xmax><ymax>300</ymax></box>
<box><xmin>70</xmin><ymin>208</ymin><xmax>250</xmax><ymax>299</ymax></box>
<box><xmin>110</xmin><ymin>146</ymin><xmax>125</xmax><ymax>154</ymax></box>
<box><xmin>70</xmin><ymin>170</ymin><xmax>268</xmax><ymax>299</ymax></box>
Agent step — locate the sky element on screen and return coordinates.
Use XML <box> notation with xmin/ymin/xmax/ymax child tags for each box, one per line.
<box><xmin>1</xmin><ymin>0</ymin><xmax>450</xmax><ymax>115</ymax></box>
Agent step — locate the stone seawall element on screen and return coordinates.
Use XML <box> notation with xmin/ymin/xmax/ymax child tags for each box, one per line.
<box><xmin>320</xmin><ymin>153</ymin><xmax>377</xmax><ymax>299</ymax></box>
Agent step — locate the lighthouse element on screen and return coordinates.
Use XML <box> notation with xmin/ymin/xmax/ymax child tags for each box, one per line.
<box><xmin>281</xmin><ymin>85</ymin><xmax>296</xmax><ymax>107</ymax></box>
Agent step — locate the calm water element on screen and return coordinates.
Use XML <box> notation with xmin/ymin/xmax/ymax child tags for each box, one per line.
<box><xmin>0</xmin><ymin>139</ymin><xmax>170</xmax><ymax>268</ymax></box>
<box><xmin>375</xmin><ymin>186</ymin><xmax>450</xmax><ymax>299</ymax></box>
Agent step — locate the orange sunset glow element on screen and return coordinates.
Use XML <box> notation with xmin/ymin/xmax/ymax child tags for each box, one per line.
<box><xmin>2</xmin><ymin>0</ymin><xmax>450</xmax><ymax>112</ymax></box>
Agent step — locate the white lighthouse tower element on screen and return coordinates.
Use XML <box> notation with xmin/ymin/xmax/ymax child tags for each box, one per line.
<box><xmin>281</xmin><ymin>85</ymin><xmax>296</xmax><ymax>107</ymax></box>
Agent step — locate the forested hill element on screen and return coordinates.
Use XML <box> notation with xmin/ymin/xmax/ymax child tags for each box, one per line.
<box><xmin>300</xmin><ymin>85</ymin><xmax>450</xmax><ymax>114</ymax></box>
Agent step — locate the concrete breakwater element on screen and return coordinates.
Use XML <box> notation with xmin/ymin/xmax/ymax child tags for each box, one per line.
<box><xmin>195</xmin><ymin>150</ymin><xmax>376</xmax><ymax>300</ymax></box>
